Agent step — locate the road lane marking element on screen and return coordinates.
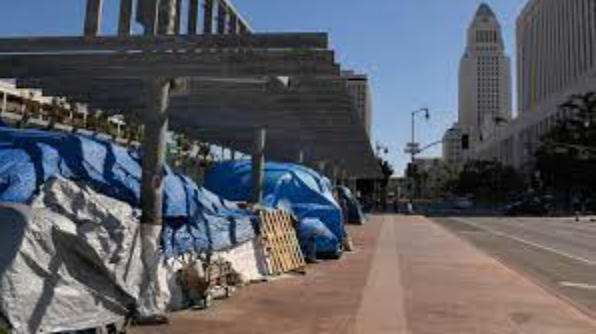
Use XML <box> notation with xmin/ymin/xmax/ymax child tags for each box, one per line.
<box><xmin>560</xmin><ymin>282</ymin><xmax>596</xmax><ymax>291</ymax></box>
<box><xmin>451</xmin><ymin>218</ymin><xmax>596</xmax><ymax>266</ymax></box>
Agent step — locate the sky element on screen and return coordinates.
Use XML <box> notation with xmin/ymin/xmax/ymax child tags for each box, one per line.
<box><xmin>0</xmin><ymin>0</ymin><xmax>529</xmax><ymax>176</ymax></box>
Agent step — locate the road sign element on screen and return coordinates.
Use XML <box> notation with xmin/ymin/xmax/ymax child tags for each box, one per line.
<box><xmin>405</xmin><ymin>142</ymin><xmax>420</xmax><ymax>155</ymax></box>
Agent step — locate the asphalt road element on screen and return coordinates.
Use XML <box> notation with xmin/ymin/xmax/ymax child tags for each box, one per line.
<box><xmin>429</xmin><ymin>215</ymin><xmax>596</xmax><ymax>317</ymax></box>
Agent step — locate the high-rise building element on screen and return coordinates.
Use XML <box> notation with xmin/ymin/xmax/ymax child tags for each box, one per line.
<box><xmin>472</xmin><ymin>0</ymin><xmax>596</xmax><ymax>170</ymax></box>
<box><xmin>518</xmin><ymin>0</ymin><xmax>596</xmax><ymax>114</ymax></box>
<box><xmin>342</xmin><ymin>70</ymin><xmax>373</xmax><ymax>136</ymax></box>
<box><xmin>458</xmin><ymin>3</ymin><xmax>512</xmax><ymax>149</ymax></box>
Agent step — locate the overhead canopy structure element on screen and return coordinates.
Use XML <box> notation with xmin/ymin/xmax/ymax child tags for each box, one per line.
<box><xmin>0</xmin><ymin>0</ymin><xmax>382</xmax><ymax>317</ymax></box>
<box><xmin>0</xmin><ymin>1</ymin><xmax>380</xmax><ymax>179</ymax></box>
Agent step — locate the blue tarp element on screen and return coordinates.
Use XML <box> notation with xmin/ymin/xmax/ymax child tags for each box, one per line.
<box><xmin>336</xmin><ymin>186</ymin><xmax>366</xmax><ymax>224</ymax></box>
<box><xmin>0</xmin><ymin>127</ymin><xmax>257</xmax><ymax>255</ymax></box>
<box><xmin>204</xmin><ymin>160</ymin><xmax>346</xmax><ymax>256</ymax></box>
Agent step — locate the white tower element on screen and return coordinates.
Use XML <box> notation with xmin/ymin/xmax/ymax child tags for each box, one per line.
<box><xmin>459</xmin><ymin>3</ymin><xmax>512</xmax><ymax>148</ymax></box>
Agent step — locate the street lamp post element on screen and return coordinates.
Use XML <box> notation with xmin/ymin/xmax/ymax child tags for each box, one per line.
<box><xmin>405</xmin><ymin>108</ymin><xmax>430</xmax><ymax>200</ymax></box>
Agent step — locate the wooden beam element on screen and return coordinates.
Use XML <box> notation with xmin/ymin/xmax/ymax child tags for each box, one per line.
<box><xmin>84</xmin><ymin>0</ymin><xmax>103</xmax><ymax>36</ymax></box>
<box><xmin>118</xmin><ymin>0</ymin><xmax>134</xmax><ymax>36</ymax></box>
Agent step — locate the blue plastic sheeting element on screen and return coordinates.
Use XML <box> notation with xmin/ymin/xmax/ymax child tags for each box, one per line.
<box><xmin>0</xmin><ymin>127</ymin><xmax>257</xmax><ymax>255</ymax></box>
<box><xmin>204</xmin><ymin>161</ymin><xmax>346</xmax><ymax>255</ymax></box>
<box><xmin>336</xmin><ymin>186</ymin><xmax>366</xmax><ymax>224</ymax></box>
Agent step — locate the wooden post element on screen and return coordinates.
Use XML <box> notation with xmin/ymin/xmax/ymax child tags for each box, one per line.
<box><xmin>203</xmin><ymin>0</ymin><xmax>214</xmax><ymax>34</ymax></box>
<box><xmin>252</xmin><ymin>128</ymin><xmax>266</xmax><ymax>204</ymax></box>
<box><xmin>118</xmin><ymin>0</ymin><xmax>133</xmax><ymax>36</ymax></box>
<box><xmin>188</xmin><ymin>0</ymin><xmax>200</xmax><ymax>35</ymax></box>
<box><xmin>84</xmin><ymin>0</ymin><xmax>103</xmax><ymax>36</ymax></box>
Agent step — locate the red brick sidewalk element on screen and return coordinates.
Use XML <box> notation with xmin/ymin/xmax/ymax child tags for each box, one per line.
<box><xmin>132</xmin><ymin>215</ymin><xmax>596</xmax><ymax>334</ymax></box>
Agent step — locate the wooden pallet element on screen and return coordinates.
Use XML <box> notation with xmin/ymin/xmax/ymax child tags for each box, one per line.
<box><xmin>259</xmin><ymin>210</ymin><xmax>306</xmax><ymax>276</ymax></box>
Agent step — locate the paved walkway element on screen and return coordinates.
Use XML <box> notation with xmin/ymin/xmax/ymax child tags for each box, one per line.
<box><xmin>132</xmin><ymin>215</ymin><xmax>596</xmax><ymax>333</ymax></box>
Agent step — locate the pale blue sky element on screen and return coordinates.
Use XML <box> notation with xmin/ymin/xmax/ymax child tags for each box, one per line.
<box><xmin>0</xmin><ymin>0</ymin><xmax>528</xmax><ymax>175</ymax></box>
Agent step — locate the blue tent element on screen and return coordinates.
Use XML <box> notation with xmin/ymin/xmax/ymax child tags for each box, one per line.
<box><xmin>336</xmin><ymin>185</ymin><xmax>366</xmax><ymax>225</ymax></box>
<box><xmin>0</xmin><ymin>127</ymin><xmax>257</xmax><ymax>256</ymax></box>
<box><xmin>204</xmin><ymin>161</ymin><xmax>346</xmax><ymax>257</ymax></box>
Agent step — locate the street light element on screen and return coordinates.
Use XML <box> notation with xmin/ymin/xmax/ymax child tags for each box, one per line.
<box><xmin>406</xmin><ymin>108</ymin><xmax>431</xmax><ymax>201</ymax></box>
<box><xmin>407</xmin><ymin>108</ymin><xmax>431</xmax><ymax>162</ymax></box>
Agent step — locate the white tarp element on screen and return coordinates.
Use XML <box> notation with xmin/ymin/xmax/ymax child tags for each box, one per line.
<box><xmin>0</xmin><ymin>177</ymin><xmax>144</xmax><ymax>333</ymax></box>
<box><xmin>0</xmin><ymin>176</ymin><xmax>268</xmax><ymax>333</ymax></box>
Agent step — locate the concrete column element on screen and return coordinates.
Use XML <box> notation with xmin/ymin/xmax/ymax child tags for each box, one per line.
<box><xmin>203</xmin><ymin>0</ymin><xmax>214</xmax><ymax>34</ymax></box>
<box><xmin>298</xmin><ymin>149</ymin><xmax>304</xmax><ymax>164</ymax></box>
<box><xmin>240</xmin><ymin>23</ymin><xmax>250</xmax><ymax>34</ymax></box>
<box><xmin>216</xmin><ymin>1</ymin><xmax>227</xmax><ymax>34</ymax></box>
<box><xmin>138</xmin><ymin>0</ymin><xmax>176</xmax><ymax>318</ymax></box>
<box><xmin>228</xmin><ymin>14</ymin><xmax>238</xmax><ymax>34</ymax></box>
<box><xmin>188</xmin><ymin>0</ymin><xmax>200</xmax><ymax>35</ymax></box>
<box><xmin>174</xmin><ymin>0</ymin><xmax>183</xmax><ymax>34</ymax></box>
<box><xmin>317</xmin><ymin>161</ymin><xmax>327</xmax><ymax>175</ymax></box>
<box><xmin>118</xmin><ymin>0</ymin><xmax>133</xmax><ymax>36</ymax></box>
<box><xmin>1</xmin><ymin>92</ymin><xmax>6</xmax><ymax>115</ymax></box>
<box><xmin>84</xmin><ymin>0</ymin><xmax>103</xmax><ymax>36</ymax></box>
<box><xmin>332</xmin><ymin>166</ymin><xmax>340</xmax><ymax>186</ymax></box>
<box><xmin>252</xmin><ymin>128</ymin><xmax>267</xmax><ymax>204</ymax></box>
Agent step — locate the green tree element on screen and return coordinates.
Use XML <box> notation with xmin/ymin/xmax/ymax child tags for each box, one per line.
<box><xmin>535</xmin><ymin>92</ymin><xmax>596</xmax><ymax>201</ymax></box>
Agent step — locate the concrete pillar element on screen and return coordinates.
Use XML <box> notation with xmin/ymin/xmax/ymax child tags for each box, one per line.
<box><xmin>298</xmin><ymin>149</ymin><xmax>304</xmax><ymax>164</ymax></box>
<box><xmin>317</xmin><ymin>161</ymin><xmax>327</xmax><ymax>175</ymax></box>
<box><xmin>138</xmin><ymin>0</ymin><xmax>177</xmax><ymax>318</ymax></box>
<box><xmin>216</xmin><ymin>1</ymin><xmax>227</xmax><ymax>34</ymax></box>
<box><xmin>174</xmin><ymin>0</ymin><xmax>183</xmax><ymax>34</ymax></box>
<box><xmin>188</xmin><ymin>0</ymin><xmax>200</xmax><ymax>35</ymax></box>
<box><xmin>228</xmin><ymin>14</ymin><xmax>238</xmax><ymax>34</ymax></box>
<box><xmin>84</xmin><ymin>0</ymin><xmax>103</xmax><ymax>36</ymax></box>
<box><xmin>118</xmin><ymin>0</ymin><xmax>133</xmax><ymax>36</ymax></box>
<box><xmin>239</xmin><ymin>23</ymin><xmax>249</xmax><ymax>34</ymax></box>
<box><xmin>332</xmin><ymin>166</ymin><xmax>340</xmax><ymax>186</ymax></box>
<box><xmin>1</xmin><ymin>92</ymin><xmax>6</xmax><ymax>115</ymax></box>
<box><xmin>203</xmin><ymin>0</ymin><xmax>214</xmax><ymax>34</ymax></box>
<box><xmin>252</xmin><ymin>128</ymin><xmax>266</xmax><ymax>204</ymax></box>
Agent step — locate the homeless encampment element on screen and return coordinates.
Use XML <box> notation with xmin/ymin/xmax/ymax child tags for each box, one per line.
<box><xmin>335</xmin><ymin>186</ymin><xmax>366</xmax><ymax>225</ymax></box>
<box><xmin>0</xmin><ymin>127</ymin><xmax>262</xmax><ymax>333</ymax></box>
<box><xmin>204</xmin><ymin>161</ymin><xmax>348</xmax><ymax>258</ymax></box>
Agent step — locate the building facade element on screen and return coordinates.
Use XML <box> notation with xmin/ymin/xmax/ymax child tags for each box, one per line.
<box><xmin>458</xmin><ymin>3</ymin><xmax>512</xmax><ymax>149</ymax></box>
<box><xmin>442</xmin><ymin>124</ymin><xmax>465</xmax><ymax>167</ymax></box>
<box><xmin>473</xmin><ymin>0</ymin><xmax>596</xmax><ymax>172</ymax></box>
<box><xmin>342</xmin><ymin>70</ymin><xmax>373</xmax><ymax>136</ymax></box>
